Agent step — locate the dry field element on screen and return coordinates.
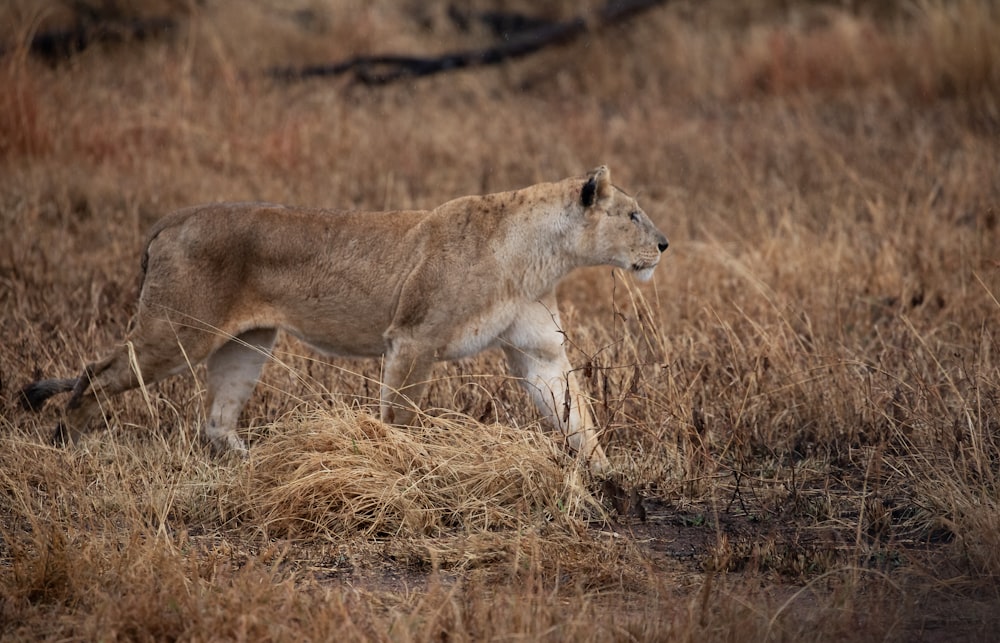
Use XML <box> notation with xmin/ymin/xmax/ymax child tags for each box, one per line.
<box><xmin>1</xmin><ymin>0</ymin><xmax>999</xmax><ymax>640</ymax></box>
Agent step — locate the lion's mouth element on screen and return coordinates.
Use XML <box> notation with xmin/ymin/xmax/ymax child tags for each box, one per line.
<box><xmin>631</xmin><ymin>259</ymin><xmax>659</xmax><ymax>271</ymax></box>
<box><xmin>631</xmin><ymin>262</ymin><xmax>658</xmax><ymax>282</ymax></box>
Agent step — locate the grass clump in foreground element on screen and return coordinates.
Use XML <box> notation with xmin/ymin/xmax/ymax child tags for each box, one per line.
<box><xmin>238</xmin><ymin>408</ymin><xmax>600</xmax><ymax>539</ymax></box>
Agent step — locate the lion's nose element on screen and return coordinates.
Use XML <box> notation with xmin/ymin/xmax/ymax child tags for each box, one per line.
<box><xmin>657</xmin><ymin>237</ymin><xmax>669</xmax><ymax>253</ymax></box>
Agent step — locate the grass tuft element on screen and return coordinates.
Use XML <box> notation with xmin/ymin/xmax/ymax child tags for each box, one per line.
<box><xmin>234</xmin><ymin>407</ymin><xmax>601</xmax><ymax>540</ymax></box>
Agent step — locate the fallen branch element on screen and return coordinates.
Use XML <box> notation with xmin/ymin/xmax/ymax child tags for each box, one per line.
<box><xmin>270</xmin><ymin>0</ymin><xmax>669</xmax><ymax>85</ymax></box>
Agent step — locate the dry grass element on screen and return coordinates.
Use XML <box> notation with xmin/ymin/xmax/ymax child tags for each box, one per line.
<box><xmin>2</xmin><ymin>0</ymin><xmax>1000</xmax><ymax>640</ymax></box>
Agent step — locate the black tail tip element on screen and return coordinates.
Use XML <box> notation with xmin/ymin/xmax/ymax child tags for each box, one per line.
<box><xmin>19</xmin><ymin>378</ymin><xmax>77</xmax><ymax>412</ymax></box>
<box><xmin>19</xmin><ymin>383</ymin><xmax>50</xmax><ymax>412</ymax></box>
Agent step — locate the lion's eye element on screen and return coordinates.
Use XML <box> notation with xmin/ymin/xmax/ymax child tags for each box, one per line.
<box><xmin>629</xmin><ymin>211</ymin><xmax>640</xmax><ymax>223</ymax></box>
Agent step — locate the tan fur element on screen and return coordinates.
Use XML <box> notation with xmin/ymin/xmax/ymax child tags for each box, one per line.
<box><xmin>22</xmin><ymin>166</ymin><xmax>668</xmax><ymax>475</ymax></box>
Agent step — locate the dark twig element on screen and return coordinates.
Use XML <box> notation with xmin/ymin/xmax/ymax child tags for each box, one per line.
<box><xmin>270</xmin><ymin>0</ymin><xmax>669</xmax><ymax>85</ymax></box>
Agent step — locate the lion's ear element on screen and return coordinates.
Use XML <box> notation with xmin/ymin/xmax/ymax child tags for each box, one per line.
<box><xmin>581</xmin><ymin>165</ymin><xmax>612</xmax><ymax>208</ymax></box>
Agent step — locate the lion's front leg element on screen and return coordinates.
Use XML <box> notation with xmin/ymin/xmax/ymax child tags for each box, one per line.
<box><xmin>380</xmin><ymin>340</ymin><xmax>434</xmax><ymax>426</ymax></box>
<box><xmin>501</xmin><ymin>301</ymin><xmax>611</xmax><ymax>476</ymax></box>
<box><xmin>504</xmin><ymin>345</ymin><xmax>611</xmax><ymax>475</ymax></box>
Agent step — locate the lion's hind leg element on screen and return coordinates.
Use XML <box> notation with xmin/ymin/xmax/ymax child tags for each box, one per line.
<box><xmin>203</xmin><ymin>328</ymin><xmax>277</xmax><ymax>456</ymax></box>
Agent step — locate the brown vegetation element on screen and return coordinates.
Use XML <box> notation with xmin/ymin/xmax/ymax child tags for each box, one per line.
<box><xmin>1</xmin><ymin>0</ymin><xmax>999</xmax><ymax>640</ymax></box>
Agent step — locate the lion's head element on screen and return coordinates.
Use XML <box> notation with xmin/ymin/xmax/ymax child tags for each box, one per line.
<box><xmin>574</xmin><ymin>165</ymin><xmax>669</xmax><ymax>282</ymax></box>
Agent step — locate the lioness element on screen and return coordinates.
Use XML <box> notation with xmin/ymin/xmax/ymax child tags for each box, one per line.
<box><xmin>21</xmin><ymin>165</ymin><xmax>668</xmax><ymax>474</ymax></box>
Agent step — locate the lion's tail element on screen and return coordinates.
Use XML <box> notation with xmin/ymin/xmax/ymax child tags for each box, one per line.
<box><xmin>19</xmin><ymin>378</ymin><xmax>79</xmax><ymax>412</ymax></box>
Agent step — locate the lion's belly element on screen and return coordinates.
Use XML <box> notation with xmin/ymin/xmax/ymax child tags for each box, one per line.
<box><xmin>259</xmin><ymin>274</ymin><xmax>400</xmax><ymax>358</ymax></box>
<box><xmin>277</xmin><ymin>306</ymin><xmax>393</xmax><ymax>358</ymax></box>
<box><xmin>286</xmin><ymin>325</ymin><xmax>388</xmax><ymax>358</ymax></box>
